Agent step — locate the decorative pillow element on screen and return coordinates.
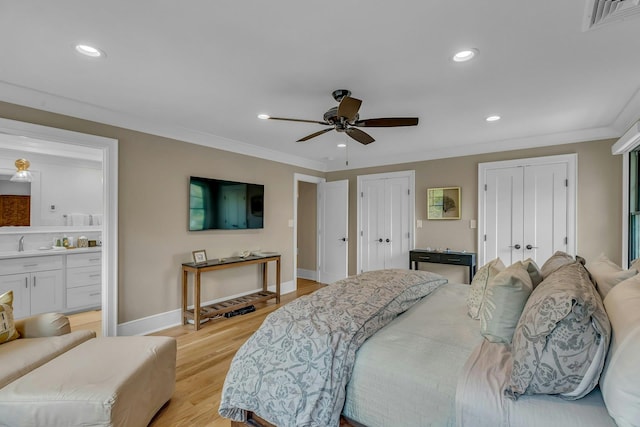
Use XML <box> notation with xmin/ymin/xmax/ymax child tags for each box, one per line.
<box><xmin>587</xmin><ymin>253</ymin><xmax>637</xmax><ymax>300</ymax></box>
<box><xmin>522</xmin><ymin>258</ymin><xmax>543</xmax><ymax>288</ymax></box>
<box><xmin>466</xmin><ymin>258</ymin><xmax>505</xmax><ymax>319</ymax></box>
<box><xmin>539</xmin><ymin>251</ymin><xmax>575</xmax><ymax>278</ymax></box>
<box><xmin>505</xmin><ymin>261</ymin><xmax>610</xmax><ymax>400</ymax></box>
<box><xmin>480</xmin><ymin>261</ymin><xmax>533</xmax><ymax>344</ymax></box>
<box><xmin>600</xmin><ymin>273</ymin><xmax>640</xmax><ymax>425</ymax></box>
<box><xmin>0</xmin><ymin>291</ymin><xmax>20</xmax><ymax>344</ymax></box>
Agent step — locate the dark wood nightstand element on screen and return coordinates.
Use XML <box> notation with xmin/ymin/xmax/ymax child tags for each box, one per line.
<box><xmin>410</xmin><ymin>249</ymin><xmax>477</xmax><ymax>283</ymax></box>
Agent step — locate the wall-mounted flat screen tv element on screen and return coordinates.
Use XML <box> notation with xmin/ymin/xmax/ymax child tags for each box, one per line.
<box><xmin>189</xmin><ymin>176</ymin><xmax>264</xmax><ymax>230</ymax></box>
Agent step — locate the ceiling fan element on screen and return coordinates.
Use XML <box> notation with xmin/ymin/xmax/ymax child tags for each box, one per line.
<box><xmin>262</xmin><ymin>89</ymin><xmax>419</xmax><ymax>145</ymax></box>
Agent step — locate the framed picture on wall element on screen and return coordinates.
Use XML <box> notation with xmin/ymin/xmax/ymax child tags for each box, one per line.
<box><xmin>427</xmin><ymin>187</ymin><xmax>461</xmax><ymax>220</ymax></box>
<box><xmin>192</xmin><ymin>249</ymin><xmax>208</xmax><ymax>264</ymax></box>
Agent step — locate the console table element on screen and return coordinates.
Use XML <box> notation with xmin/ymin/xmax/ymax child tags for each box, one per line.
<box><xmin>181</xmin><ymin>253</ymin><xmax>281</xmax><ymax>330</ymax></box>
<box><xmin>409</xmin><ymin>249</ymin><xmax>476</xmax><ymax>283</ymax></box>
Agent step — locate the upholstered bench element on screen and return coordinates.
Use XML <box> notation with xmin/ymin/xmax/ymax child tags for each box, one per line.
<box><xmin>0</xmin><ymin>336</ymin><xmax>176</xmax><ymax>427</ymax></box>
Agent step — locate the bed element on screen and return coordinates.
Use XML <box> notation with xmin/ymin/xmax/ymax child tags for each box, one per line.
<box><xmin>219</xmin><ymin>254</ymin><xmax>640</xmax><ymax>427</ymax></box>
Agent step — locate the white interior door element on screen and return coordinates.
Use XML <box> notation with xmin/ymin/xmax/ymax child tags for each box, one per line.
<box><xmin>318</xmin><ymin>180</ymin><xmax>349</xmax><ymax>284</ymax></box>
<box><xmin>523</xmin><ymin>162</ymin><xmax>568</xmax><ymax>263</ymax></box>
<box><xmin>358</xmin><ymin>171</ymin><xmax>414</xmax><ymax>273</ymax></box>
<box><xmin>479</xmin><ymin>154</ymin><xmax>576</xmax><ymax>267</ymax></box>
<box><xmin>361</xmin><ymin>178</ymin><xmax>386</xmax><ymax>272</ymax></box>
<box><xmin>384</xmin><ymin>177</ymin><xmax>411</xmax><ymax>269</ymax></box>
<box><xmin>483</xmin><ymin>166</ymin><xmax>524</xmax><ymax>265</ymax></box>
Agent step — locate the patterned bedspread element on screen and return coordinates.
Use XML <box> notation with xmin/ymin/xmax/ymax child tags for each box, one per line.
<box><xmin>218</xmin><ymin>269</ymin><xmax>448</xmax><ymax>427</ymax></box>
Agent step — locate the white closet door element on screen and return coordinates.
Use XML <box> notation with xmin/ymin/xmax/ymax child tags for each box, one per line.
<box><xmin>479</xmin><ymin>154</ymin><xmax>576</xmax><ymax>267</ymax></box>
<box><xmin>523</xmin><ymin>162</ymin><xmax>568</xmax><ymax>263</ymax></box>
<box><xmin>385</xmin><ymin>177</ymin><xmax>411</xmax><ymax>269</ymax></box>
<box><xmin>484</xmin><ymin>166</ymin><xmax>524</xmax><ymax>265</ymax></box>
<box><xmin>361</xmin><ymin>178</ymin><xmax>386</xmax><ymax>272</ymax></box>
<box><xmin>358</xmin><ymin>171</ymin><xmax>414</xmax><ymax>273</ymax></box>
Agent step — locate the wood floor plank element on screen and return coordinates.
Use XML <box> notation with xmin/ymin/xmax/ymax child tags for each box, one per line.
<box><xmin>147</xmin><ymin>278</ymin><xmax>324</xmax><ymax>426</ymax></box>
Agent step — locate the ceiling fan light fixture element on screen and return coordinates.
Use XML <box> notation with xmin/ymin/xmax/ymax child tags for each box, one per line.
<box><xmin>257</xmin><ymin>114</ymin><xmax>270</xmax><ymax>120</ymax></box>
<box><xmin>453</xmin><ymin>48</ymin><xmax>478</xmax><ymax>62</ymax></box>
<box><xmin>486</xmin><ymin>115</ymin><xmax>501</xmax><ymax>122</ymax></box>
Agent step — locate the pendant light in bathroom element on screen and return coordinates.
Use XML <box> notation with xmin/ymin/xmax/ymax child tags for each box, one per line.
<box><xmin>10</xmin><ymin>158</ymin><xmax>32</xmax><ymax>182</ymax></box>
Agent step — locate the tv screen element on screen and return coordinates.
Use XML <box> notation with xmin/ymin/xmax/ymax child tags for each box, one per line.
<box><xmin>189</xmin><ymin>176</ymin><xmax>264</xmax><ymax>230</ymax></box>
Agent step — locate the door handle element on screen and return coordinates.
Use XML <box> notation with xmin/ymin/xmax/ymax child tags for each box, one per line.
<box><xmin>340</xmin><ymin>237</ymin><xmax>348</xmax><ymax>242</ymax></box>
<box><xmin>378</xmin><ymin>238</ymin><xmax>383</xmax><ymax>243</ymax></box>
<box><xmin>526</xmin><ymin>244</ymin><xmax>538</xmax><ymax>250</ymax></box>
<box><xmin>509</xmin><ymin>244</ymin><xmax>521</xmax><ymax>250</ymax></box>
<box><xmin>386</xmin><ymin>239</ymin><xmax>391</xmax><ymax>243</ymax></box>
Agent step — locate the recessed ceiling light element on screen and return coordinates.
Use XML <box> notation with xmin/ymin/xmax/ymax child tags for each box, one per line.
<box><xmin>337</xmin><ymin>143</ymin><xmax>347</xmax><ymax>148</ymax></box>
<box><xmin>486</xmin><ymin>115</ymin><xmax>501</xmax><ymax>122</ymax></box>
<box><xmin>75</xmin><ymin>44</ymin><xmax>104</xmax><ymax>58</ymax></box>
<box><xmin>257</xmin><ymin>114</ymin><xmax>270</xmax><ymax>120</ymax></box>
<box><xmin>452</xmin><ymin>48</ymin><xmax>478</xmax><ymax>62</ymax></box>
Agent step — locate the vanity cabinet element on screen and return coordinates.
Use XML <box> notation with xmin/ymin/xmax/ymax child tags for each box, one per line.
<box><xmin>0</xmin><ymin>255</ymin><xmax>64</xmax><ymax>318</ymax></box>
<box><xmin>65</xmin><ymin>252</ymin><xmax>102</xmax><ymax>311</ymax></box>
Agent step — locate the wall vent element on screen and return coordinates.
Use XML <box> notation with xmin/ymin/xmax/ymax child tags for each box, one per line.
<box><xmin>584</xmin><ymin>0</ymin><xmax>640</xmax><ymax>31</ymax></box>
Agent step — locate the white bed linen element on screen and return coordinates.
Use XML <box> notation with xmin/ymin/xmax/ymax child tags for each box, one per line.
<box><xmin>456</xmin><ymin>339</ymin><xmax>616</xmax><ymax>427</ymax></box>
<box><xmin>343</xmin><ymin>283</ymin><xmax>483</xmax><ymax>427</ymax></box>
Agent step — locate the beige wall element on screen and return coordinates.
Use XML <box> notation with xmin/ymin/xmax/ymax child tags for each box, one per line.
<box><xmin>0</xmin><ymin>100</ymin><xmax>623</xmax><ymax>320</ymax></box>
<box><xmin>297</xmin><ymin>181</ymin><xmax>317</xmax><ymax>271</ymax></box>
<box><xmin>327</xmin><ymin>139</ymin><xmax>622</xmax><ymax>283</ymax></box>
<box><xmin>0</xmin><ymin>101</ymin><xmax>323</xmax><ymax>323</ymax></box>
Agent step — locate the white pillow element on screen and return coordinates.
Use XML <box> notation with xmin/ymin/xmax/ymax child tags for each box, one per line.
<box><xmin>587</xmin><ymin>253</ymin><xmax>637</xmax><ymax>300</ymax></box>
<box><xmin>600</xmin><ymin>273</ymin><xmax>640</xmax><ymax>426</ymax></box>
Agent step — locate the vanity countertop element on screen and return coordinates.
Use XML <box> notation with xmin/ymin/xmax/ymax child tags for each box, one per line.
<box><xmin>0</xmin><ymin>246</ymin><xmax>102</xmax><ymax>260</ymax></box>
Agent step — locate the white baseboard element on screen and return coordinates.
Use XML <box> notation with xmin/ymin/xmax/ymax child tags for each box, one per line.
<box><xmin>297</xmin><ymin>268</ymin><xmax>317</xmax><ymax>281</ymax></box>
<box><xmin>117</xmin><ymin>280</ymin><xmax>295</xmax><ymax>336</ymax></box>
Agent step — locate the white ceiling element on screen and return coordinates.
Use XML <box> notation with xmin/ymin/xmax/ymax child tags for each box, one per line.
<box><xmin>0</xmin><ymin>1</ymin><xmax>639</xmax><ymax>172</ymax></box>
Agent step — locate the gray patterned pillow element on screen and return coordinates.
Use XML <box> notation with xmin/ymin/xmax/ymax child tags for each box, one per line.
<box><xmin>505</xmin><ymin>261</ymin><xmax>610</xmax><ymax>400</ymax></box>
<box><xmin>480</xmin><ymin>261</ymin><xmax>533</xmax><ymax>344</ymax></box>
<box><xmin>539</xmin><ymin>251</ymin><xmax>575</xmax><ymax>278</ymax></box>
<box><xmin>466</xmin><ymin>258</ymin><xmax>505</xmax><ymax>319</ymax></box>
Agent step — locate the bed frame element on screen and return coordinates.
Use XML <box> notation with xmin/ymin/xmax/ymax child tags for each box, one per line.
<box><xmin>230</xmin><ymin>411</ymin><xmax>363</xmax><ymax>427</ymax></box>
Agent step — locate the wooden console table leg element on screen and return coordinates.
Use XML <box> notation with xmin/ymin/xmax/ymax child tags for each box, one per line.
<box><xmin>276</xmin><ymin>258</ymin><xmax>281</xmax><ymax>304</ymax></box>
<box><xmin>194</xmin><ymin>271</ymin><xmax>201</xmax><ymax>331</ymax></box>
<box><xmin>262</xmin><ymin>262</ymin><xmax>268</xmax><ymax>292</ymax></box>
<box><xmin>182</xmin><ymin>269</ymin><xmax>188</xmax><ymax>325</ymax></box>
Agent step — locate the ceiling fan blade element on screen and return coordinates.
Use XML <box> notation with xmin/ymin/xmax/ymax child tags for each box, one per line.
<box><xmin>297</xmin><ymin>127</ymin><xmax>334</xmax><ymax>142</ymax></box>
<box><xmin>353</xmin><ymin>117</ymin><xmax>419</xmax><ymax>127</ymax></box>
<box><xmin>337</xmin><ymin>96</ymin><xmax>362</xmax><ymax>122</ymax></box>
<box><xmin>268</xmin><ymin>116</ymin><xmax>329</xmax><ymax>125</ymax></box>
<box><xmin>346</xmin><ymin>128</ymin><xmax>375</xmax><ymax>145</ymax></box>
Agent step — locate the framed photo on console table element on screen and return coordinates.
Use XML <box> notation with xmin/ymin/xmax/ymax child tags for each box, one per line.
<box><xmin>192</xmin><ymin>249</ymin><xmax>207</xmax><ymax>264</ymax></box>
<box><xmin>428</xmin><ymin>187</ymin><xmax>461</xmax><ymax>220</ymax></box>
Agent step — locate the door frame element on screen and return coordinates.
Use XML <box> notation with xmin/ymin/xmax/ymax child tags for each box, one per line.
<box><xmin>0</xmin><ymin>118</ymin><xmax>118</xmax><ymax>337</ymax></box>
<box><xmin>293</xmin><ymin>173</ymin><xmax>325</xmax><ymax>288</ymax></box>
<box><xmin>357</xmin><ymin>170</ymin><xmax>415</xmax><ymax>273</ymax></box>
<box><xmin>477</xmin><ymin>153</ymin><xmax>577</xmax><ymax>266</ymax></box>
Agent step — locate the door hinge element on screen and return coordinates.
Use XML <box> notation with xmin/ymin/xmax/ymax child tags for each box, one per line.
<box><xmin>565</xmin><ymin>237</ymin><xmax>568</xmax><ymax>244</ymax></box>
<box><xmin>484</xmin><ymin>234</ymin><xmax>487</xmax><ymax>241</ymax></box>
<box><xmin>407</xmin><ymin>232</ymin><xmax>411</xmax><ymax>238</ymax></box>
<box><xmin>360</xmin><ymin>230</ymin><xmax>363</xmax><ymax>236</ymax></box>
<box><xmin>361</xmin><ymin>191</ymin><xmax>364</xmax><ymax>197</ymax></box>
<box><xmin>565</xmin><ymin>179</ymin><xmax>568</xmax><ymax>187</ymax></box>
<box><xmin>407</xmin><ymin>189</ymin><xmax>410</xmax><ymax>195</ymax></box>
<box><xmin>484</xmin><ymin>184</ymin><xmax>487</xmax><ymax>191</ymax></box>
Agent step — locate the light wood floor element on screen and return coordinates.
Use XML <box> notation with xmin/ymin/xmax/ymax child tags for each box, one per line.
<box><xmin>72</xmin><ymin>279</ymin><xmax>324</xmax><ymax>427</ymax></box>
